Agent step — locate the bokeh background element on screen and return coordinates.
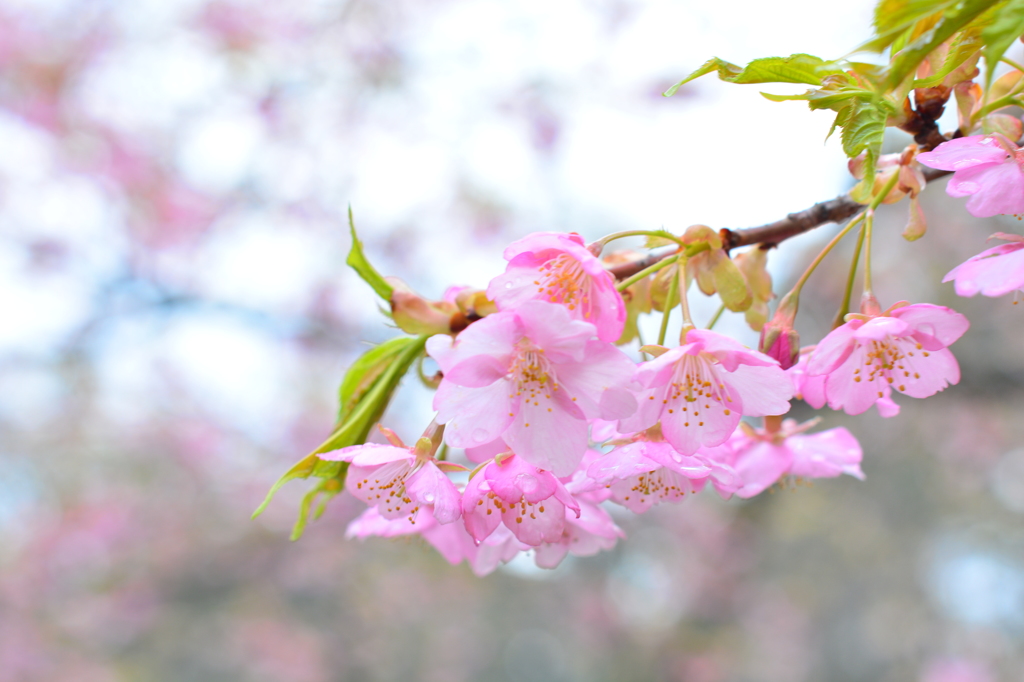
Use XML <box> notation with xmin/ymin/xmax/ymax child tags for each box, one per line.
<box><xmin>2</xmin><ymin>0</ymin><xmax>1023</xmax><ymax>680</ymax></box>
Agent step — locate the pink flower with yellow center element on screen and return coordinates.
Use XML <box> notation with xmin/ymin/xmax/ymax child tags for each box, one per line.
<box><xmin>917</xmin><ymin>134</ymin><xmax>1024</xmax><ymax>217</ymax></box>
<box><xmin>806</xmin><ymin>301</ymin><xmax>969</xmax><ymax>417</ymax></box>
<box><xmin>427</xmin><ymin>300</ymin><xmax>637</xmax><ymax>476</ymax></box>
<box><xmin>488</xmin><ymin>232</ymin><xmax>626</xmax><ymax>342</ymax></box>
<box><xmin>618</xmin><ymin>329</ymin><xmax>793</xmax><ymax>456</ymax></box>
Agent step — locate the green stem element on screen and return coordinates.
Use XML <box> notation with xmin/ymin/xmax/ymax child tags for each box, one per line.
<box><xmin>598</xmin><ymin>230</ymin><xmax>682</xmax><ymax>248</ymax></box>
<box><xmin>657</xmin><ymin>261</ymin><xmax>681</xmax><ymax>346</ymax></box>
<box><xmin>976</xmin><ymin>94</ymin><xmax>1024</xmax><ymax>119</ymax></box>
<box><xmin>833</xmin><ymin>221</ymin><xmax>866</xmax><ymax>328</ymax></box>
<box><xmin>787</xmin><ymin>211</ymin><xmax>866</xmax><ymax>299</ymax></box>
<box><xmin>706</xmin><ymin>303</ymin><xmax>726</xmax><ymax>330</ymax></box>
<box><xmin>616</xmin><ymin>253</ymin><xmax>679</xmax><ymax>292</ymax></box>
<box><xmin>1002</xmin><ymin>57</ymin><xmax>1024</xmax><ymax>73</ymax></box>
<box><xmin>862</xmin><ymin>171</ymin><xmax>901</xmax><ymax>297</ymax></box>
<box><xmin>678</xmin><ymin>259</ymin><xmax>695</xmax><ymax>328</ymax></box>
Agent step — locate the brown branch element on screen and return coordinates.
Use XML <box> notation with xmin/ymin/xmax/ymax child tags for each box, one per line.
<box><xmin>607</xmin><ymin>167</ymin><xmax>952</xmax><ymax>281</ymax></box>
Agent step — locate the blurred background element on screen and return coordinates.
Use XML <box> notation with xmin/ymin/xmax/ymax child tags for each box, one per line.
<box><xmin>2</xmin><ymin>0</ymin><xmax>1023</xmax><ymax>680</ymax></box>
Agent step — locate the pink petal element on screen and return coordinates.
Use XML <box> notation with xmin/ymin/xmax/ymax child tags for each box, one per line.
<box><xmin>345</xmin><ymin>460</ymin><xmax>411</xmax><ymax>508</ymax></box>
<box><xmin>405</xmin><ymin>462</ymin><xmax>463</xmax><ymax>524</ymax></box>
<box><xmin>787</xmin><ymin>427</ymin><xmax>864</xmax><ymax>480</ymax></box>
<box><xmin>317</xmin><ymin>442</ymin><xmax>402</xmax><ymax>463</ymax></box>
<box><xmin>461</xmin><ymin>474</ymin><xmax>502</xmax><ymax>542</ymax></box>
<box><xmin>501</xmin><ymin>496</ymin><xmax>566</xmax><ymax>546</ymax></box>
<box><xmin>851</xmin><ymin>316</ymin><xmax>909</xmax><ymax>341</ymax></box>
<box><xmin>725</xmin><ymin>364</ymin><xmax>794</xmax><ymax>416</ymax></box>
<box><xmin>823</xmin><ymin>345</ymin><xmax>888</xmax><ymax>415</ymax></box>
<box><xmin>426</xmin><ymin>311</ymin><xmax>519</xmax><ymax>373</ymax></box>
<box><xmin>434</xmin><ymin>379</ymin><xmax>516</xmax><ymax>448</ymax></box>
<box><xmin>890</xmin><ymin>342</ymin><xmax>960</xmax><ymax>398</ymax></box>
<box><xmin>464</xmin><ymin>438</ymin><xmax>508</xmax><ymax>464</ymax></box>
<box><xmin>486</xmin><ymin>455</ymin><xmax>558</xmax><ymax>504</ymax></box>
<box><xmin>516</xmin><ymin>300</ymin><xmax>596</xmax><ymax>362</ymax></box>
<box><xmin>917</xmin><ymin>136</ymin><xmax>1010</xmax><ymax>171</ymax></box>
<box><xmin>686</xmin><ymin>329</ymin><xmax>778</xmax><ymax>371</ymax></box>
<box><xmin>958</xmin><ymin>162</ymin><xmax>1024</xmax><ymax>217</ymax></box>
<box><xmin>345</xmin><ymin>444</ymin><xmax>413</xmax><ymax>467</ymax></box>
<box><xmin>444</xmin><ymin>354</ymin><xmax>509</xmax><ymax>388</ymax></box>
<box><xmin>945</xmin><ymin>243</ymin><xmax>1024</xmax><ymax>297</ymax></box>
<box><xmin>554</xmin><ymin>339</ymin><xmax>638</xmax><ymax>419</ymax></box>
<box><xmin>660</xmin><ymin>381</ymin><xmax>741</xmax><ymax>456</ymax></box>
<box><xmin>634</xmin><ymin>345</ymin><xmax>690</xmax><ymax>388</ymax></box>
<box><xmin>807</xmin><ymin>322</ymin><xmax>859</xmax><ymax>375</ymax></box>
<box><xmin>732</xmin><ymin>441</ymin><xmax>792</xmax><ymax>498</ymax></box>
<box><xmin>504</xmin><ymin>390</ymin><xmax>589</xmax><ymax>476</ymax></box>
<box><xmin>890</xmin><ymin>303</ymin><xmax>969</xmax><ymax>346</ymax></box>
<box><xmin>875</xmin><ymin>396</ymin><xmax>900</xmax><ymax>417</ymax></box>
<box><xmin>346</xmin><ymin>506</ymin><xmax>435</xmax><ymax>539</ymax></box>
<box><xmin>617</xmin><ymin>382</ymin><xmax>669</xmax><ymax>434</ymax></box>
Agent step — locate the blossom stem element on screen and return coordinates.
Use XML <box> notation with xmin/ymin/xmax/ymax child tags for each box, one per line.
<box><xmin>833</xmin><ymin>221</ymin><xmax>866</xmax><ymax>328</ymax></box>
<box><xmin>596</xmin><ymin>230</ymin><xmax>682</xmax><ymax>248</ymax></box>
<box><xmin>678</xmin><ymin>259</ymin><xmax>695</xmax><ymax>329</ymax></box>
<box><xmin>863</xmin><ymin>171</ymin><xmax>901</xmax><ymax>296</ymax></box>
<box><xmin>657</xmin><ymin>259</ymin><xmax>682</xmax><ymax>345</ymax></box>
<box><xmin>786</xmin><ymin>211</ymin><xmax>866</xmax><ymax>300</ymax></box>
<box><xmin>1002</xmin><ymin>57</ymin><xmax>1024</xmax><ymax>72</ymax></box>
<box><xmin>705</xmin><ymin>303</ymin><xmax>726</xmax><ymax>330</ymax></box>
<box><xmin>616</xmin><ymin>253</ymin><xmax>679</xmax><ymax>292</ymax></box>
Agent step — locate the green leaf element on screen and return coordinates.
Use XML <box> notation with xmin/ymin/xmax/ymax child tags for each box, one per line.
<box><xmin>911</xmin><ymin>27</ymin><xmax>984</xmax><ymax>87</ymax></box>
<box><xmin>874</xmin><ymin>0</ymin><xmax>960</xmax><ymax>37</ymax></box>
<box><xmin>312</xmin><ymin>334</ymin><xmax>428</xmax><ymax>456</ymax></box>
<box><xmin>885</xmin><ymin>0</ymin><xmax>1003</xmax><ymax>87</ymax></box>
<box><xmin>664</xmin><ymin>54</ymin><xmax>845</xmax><ymax>96</ymax></box>
<box><xmin>252</xmin><ymin>454</ymin><xmax>344</xmax><ymax>519</ymax></box>
<box><xmin>864</xmin><ymin>0</ymin><xmax>961</xmax><ymax>53</ymax></box>
<box><xmin>291</xmin><ymin>468</ymin><xmax>347</xmax><ymax>541</ymax></box>
<box><xmin>644</xmin><ymin>230</ymin><xmax>682</xmax><ymax>248</ymax></box>
<box><xmin>338</xmin><ymin>337</ymin><xmax>417</xmax><ymax>421</ymax></box>
<box><xmin>346</xmin><ymin>206</ymin><xmax>393</xmax><ymax>302</ymax></box>
<box><xmin>252</xmin><ymin>334</ymin><xmax>428</xmax><ymax>523</ymax></box>
<box><xmin>982</xmin><ymin>0</ymin><xmax>1024</xmax><ymax>86</ymax></box>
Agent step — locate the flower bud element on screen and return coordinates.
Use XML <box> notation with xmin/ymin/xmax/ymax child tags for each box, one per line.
<box><xmin>759</xmin><ymin>293</ymin><xmax>800</xmax><ymax>369</ymax></box>
<box><xmin>388</xmin><ymin>278</ymin><xmax>460</xmax><ymax>335</ymax></box>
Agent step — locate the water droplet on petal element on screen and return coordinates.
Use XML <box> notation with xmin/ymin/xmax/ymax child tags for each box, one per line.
<box><xmin>504</xmin><ymin>281</ymin><xmax>514</xmax><ymax>289</ymax></box>
<box><xmin>471</xmin><ymin>428</ymin><xmax>489</xmax><ymax>443</ymax></box>
<box><xmin>424</xmin><ymin>493</ymin><xmax>435</xmax><ymax>503</ymax></box>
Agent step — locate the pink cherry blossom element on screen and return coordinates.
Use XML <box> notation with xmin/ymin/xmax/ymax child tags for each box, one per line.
<box><xmin>917</xmin><ymin>134</ymin><xmax>1024</xmax><ymax>217</ymax></box>
<box><xmin>787</xmin><ymin>351</ymin><xmax>827</xmax><ymax>410</ymax></box>
<box><xmin>427</xmin><ymin>300</ymin><xmax>637</xmax><ymax>475</ymax></box>
<box><xmin>703</xmin><ymin>419</ymin><xmax>864</xmax><ymax>498</ymax></box>
<box><xmin>322</xmin><ymin>440</ymin><xmax>463</xmax><ymax>526</ymax></box>
<box><xmin>943</xmin><ymin>232</ymin><xmax>1024</xmax><ymax>297</ymax></box>
<box><xmin>618</xmin><ymin>329</ymin><xmax>793</xmax><ymax>456</ymax></box>
<box><xmin>533</xmin><ymin>499</ymin><xmax>624</xmax><ymax>569</ymax></box>
<box><xmin>462</xmin><ymin>453</ymin><xmax>580</xmax><ymax>546</ymax></box>
<box><xmin>583</xmin><ymin>425</ymin><xmax>739</xmax><ymax>512</ymax></box>
<box><xmin>806</xmin><ymin>302</ymin><xmax>969</xmax><ymax>417</ymax></box>
<box><xmin>487</xmin><ymin>232</ymin><xmax>626</xmax><ymax>342</ymax></box>
<box><xmin>346</xmin><ymin>506</ymin><xmax>526</xmax><ymax>576</ymax></box>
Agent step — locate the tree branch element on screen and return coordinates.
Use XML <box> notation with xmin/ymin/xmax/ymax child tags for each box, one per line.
<box><xmin>607</xmin><ymin>167</ymin><xmax>952</xmax><ymax>281</ymax></box>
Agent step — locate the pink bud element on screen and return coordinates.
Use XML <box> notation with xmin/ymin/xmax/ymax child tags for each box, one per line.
<box><xmin>758</xmin><ymin>293</ymin><xmax>799</xmax><ymax>369</ymax></box>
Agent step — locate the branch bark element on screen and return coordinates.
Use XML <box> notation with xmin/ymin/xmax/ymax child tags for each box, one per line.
<box><xmin>608</xmin><ymin>167</ymin><xmax>952</xmax><ymax>281</ymax></box>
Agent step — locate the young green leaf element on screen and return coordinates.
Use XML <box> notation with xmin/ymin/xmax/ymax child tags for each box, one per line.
<box><xmin>253</xmin><ymin>334</ymin><xmax>428</xmax><ymax>521</ymax></box>
<box><xmin>982</xmin><ymin>0</ymin><xmax>1024</xmax><ymax>86</ymax></box>
<box><xmin>291</xmin><ymin>469</ymin><xmax>347</xmax><ymax>541</ymax></box>
<box><xmin>664</xmin><ymin>54</ymin><xmax>845</xmax><ymax>96</ymax></box>
<box><xmin>338</xmin><ymin>337</ymin><xmax>417</xmax><ymax>421</ymax></box>
<box><xmin>346</xmin><ymin>206</ymin><xmax>393</xmax><ymax>301</ymax></box>
<box><xmin>885</xmin><ymin>0</ymin><xmax>1002</xmax><ymax>87</ymax></box>
<box><xmin>312</xmin><ymin>334</ymin><xmax>428</xmax><ymax>456</ymax></box>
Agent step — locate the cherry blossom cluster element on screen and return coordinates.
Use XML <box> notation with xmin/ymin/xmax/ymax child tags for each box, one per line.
<box><xmin>320</xmin><ymin>223</ymin><xmax>981</xmax><ymax>576</ymax></box>
<box><xmin>266</xmin><ymin>122</ymin><xmax>1024</xmax><ymax>575</ymax></box>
